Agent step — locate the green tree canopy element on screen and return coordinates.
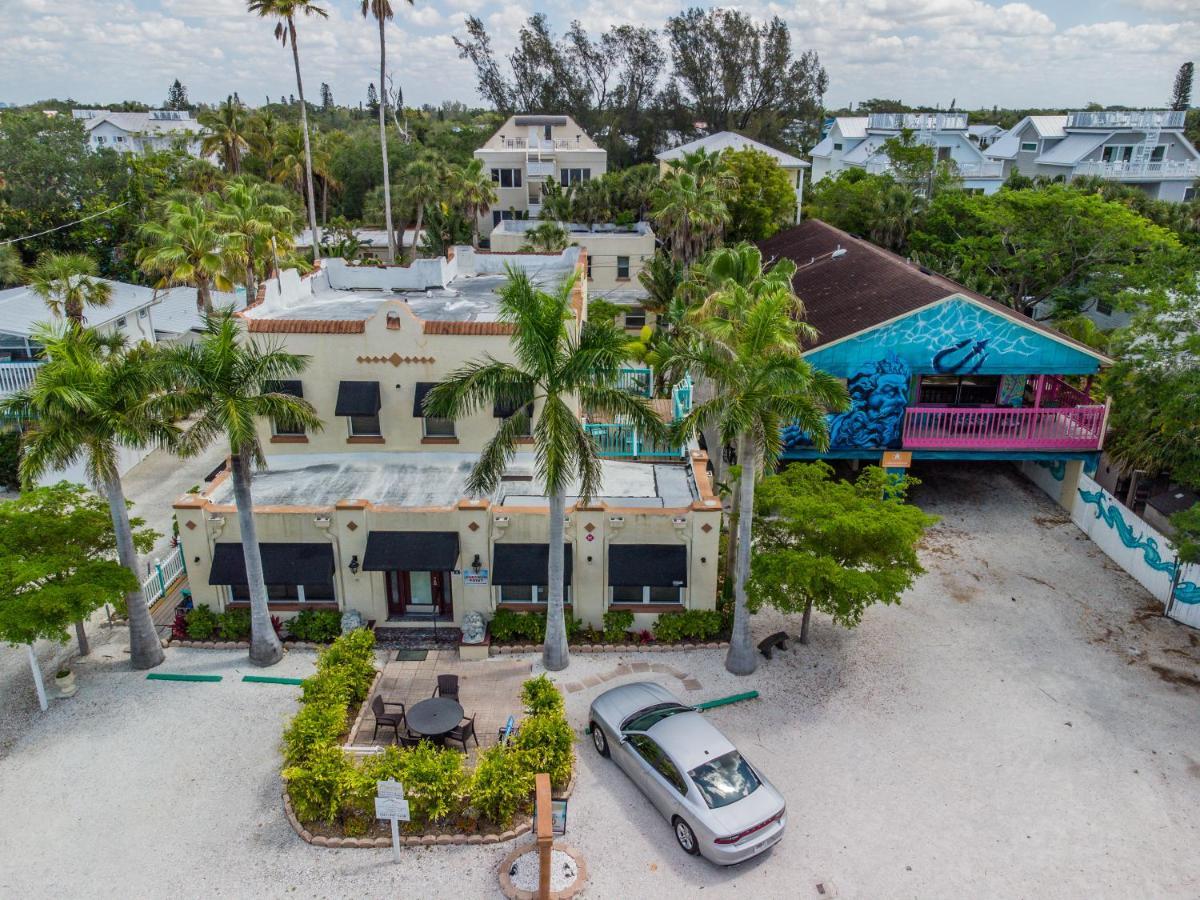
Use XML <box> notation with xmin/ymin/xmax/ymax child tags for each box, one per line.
<box><xmin>748</xmin><ymin>463</ymin><xmax>938</xmax><ymax>642</ymax></box>
<box><xmin>0</xmin><ymin>483</ymin><xmax>154</xmax><ymax>646</ymax></box>
<box><xmin>720</xmin><ymin>147</ymin><xmax>795</xmax><ymax>242</ymax></box>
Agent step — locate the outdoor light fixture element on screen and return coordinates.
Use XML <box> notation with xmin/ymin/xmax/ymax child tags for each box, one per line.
<box><xmin>348</xmin><ymin>555</ymin><xmax>360</xmax><ymax>575</ymax></box>
<box><xmin>471</xmin><ymin>554</ymin><xmax>482</xmax><ymax>574</ymax></box>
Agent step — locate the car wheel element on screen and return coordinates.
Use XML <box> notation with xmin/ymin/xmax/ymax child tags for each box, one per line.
<box><xmin>673</xmin><ymin>817</ymin><xmax>700</xmax><ymax>856</ymax></box>
<box><xmin>591</xmin><ymin>722</ymin><xmax>610</xmax><ymax>757</ymax></box>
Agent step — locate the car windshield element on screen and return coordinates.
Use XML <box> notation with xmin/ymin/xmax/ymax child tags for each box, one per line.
<box><xmin>622</xmin><ymin>703</ymin><xmax>691</xmax><ymax>733</ymax></box>
<box><xmin>688</xmin><ymin>751</ymin><xmax>761</xmax><ymax>809</ymax></box>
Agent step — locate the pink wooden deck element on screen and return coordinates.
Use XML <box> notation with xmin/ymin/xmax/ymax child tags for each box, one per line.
<box><xmin>902</xmin><ymin>404</ymin><xmax>1106</xmax><ymax>451</ymax></box>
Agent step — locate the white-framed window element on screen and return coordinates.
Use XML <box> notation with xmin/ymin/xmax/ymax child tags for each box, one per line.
<box><xmin>423</xmin><ymin>415</ymin><xmax>455</xmax><ymax>438</ymax></box>
<box><xmin>95</xmin><ymin>136</ymin><xmax>106</xmax><ymax>145</ymax></box>
<box><xmin>115</xmin><ymin>135</ymin><xmax>125</xmax><ymax>143</ymax></box>
<box><xmin>138</xmin><ymin>308</ymin><xmax>148</xmax><ymax>318</ymax></box>
<box><xmin>490</xmin><ymin>168</ymin><xmax>522</xmax><ymax>188</ymax></box>
<box><xmin>1020</xmin><ymin>141</ymin><xmax>1038</xmax><ymax>152</ymax></box>
<box><xmin>348</xmin><ymin>414</ymin><xmax>381</xmax><ymax>437</ymax></box>
<box><xmin>559</xmin><ymin>168</ymin><xmax>591</xmax><ymax>186</ymax></box>
<box><xmin>616</xmin><ymin>256</ymin><xmax>630</xmax><ymax>280</ymax></box>
<box><xmin>116</xmin><ymin>317</ymin><xmax>127</xmax><ymax>327</ymax></box>
<box><xmin>229</xmin><ymin>582</ymin><xmax>335</xmax><ymax>604</ymax></box>
<box><xmin>623</xmin><ymin>307</ymin><xmax>646</xmax><ymax>329</ymax></box>
<box><xmin>496</xmin><ymin>585</ymin><xmax>571</xmax><ymax>604</ymax></box>
<box><xmin>833</xmin><ymin>142</ymin><xmax>842</xmax><ymax>151</ymax></box>
<box><xmin>610</xmin><ymin>585</ymin><xmax>685</xmax><ymax>605</ymax></box>
<box><xmin>1102</xmin><ymin>145</ymin><xmax>1134</xmax><ymax>164</ymax></box>
<box><xmin>492</xmin><ymin>209</ymin><xmax>516</xmax><ymax>226</ymax></box>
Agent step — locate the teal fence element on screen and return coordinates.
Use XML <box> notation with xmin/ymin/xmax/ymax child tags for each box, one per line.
<box><xmin>585</xmin><ymin>423</ymin><xmax>686</xmax><ymax>459</ymax></box>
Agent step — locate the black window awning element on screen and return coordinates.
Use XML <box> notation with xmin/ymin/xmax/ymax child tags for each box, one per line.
<box><xmin>267</xmin><ymin>380</ymin><xmax>303</xmax><ymax>398</ymax></box>
<box><xmin>362</xmin><ymin>531</ymin><xmax>459</xmax><ymax>572</ymax></box>
<box><xmin>413</xmin><ymin>382</ymin><xmax>436</xmax><ymax>417</ymax></box>
<box><xmin>493</xmin><ymin>398</ymin><xmax>534</xmax><ymax>419</ymax></box>
<box><xmin>335</xmin><ymin>381</ymin><xmax>380</xmax><ymax>417</ymax></box>
<box><xmin>209</xmin><ymin>543</ymin><xmax>334</xmax><ymax>586</ymax></box>
<box><xmin>492</xmin><ymin>543</ymin><xmax>573</xmax><ymax>588</ymax></box>
<box><xmin>609</xmin><ymin>544</ymin><xmax>687</xmax><ymax>587</ymax></box>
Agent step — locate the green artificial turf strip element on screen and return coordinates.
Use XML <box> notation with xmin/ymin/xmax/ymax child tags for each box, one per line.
<box><xmin>242</xmin><ymin>676</ymin><xmax>305</xmax><ymax>685</ymax></box>
<box><xmin>146</xmin><ymin>673</ymin><xmax>223</xmax><ymax>683</ymax></box>
<box><xmin>694</xmin><ymin>690</ymin><xmax>759</xmax><ymax>710</ymax></box>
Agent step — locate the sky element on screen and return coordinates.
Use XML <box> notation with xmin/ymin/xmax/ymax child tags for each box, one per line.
<box><xmin>1</xmin><ymin>0</ymin><xmax>1197</xmax><ymax>114</ymax></box>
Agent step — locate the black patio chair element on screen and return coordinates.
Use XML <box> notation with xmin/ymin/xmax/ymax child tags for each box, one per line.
<box><xmin>432</xmin><ymin>674</ymin><xmax>460</xmax><ymax>702</ymax></box>
<box><xmin>398</xmin><ymin>730</ymin><xmax>424</xmax><ymax>748</ymax></box>
<box><xmin>443</xmin><ymin>713</ymin><xmax>478</xmax><ymax>752</ymax></box>
<box><xmin>371</xmin><ymin>695</ymin><xmax>407</xmax><ymax>741</ymax></box>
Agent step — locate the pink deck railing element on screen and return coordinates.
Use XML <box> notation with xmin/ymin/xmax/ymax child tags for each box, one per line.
<box><xmin>902</xmin><ymin>404</ymin><xmax>1106</xmax><ymax>451</ymax></box>
<box><xmin>1038</xmin><ymin>375</ymin><xmax>1093</xmax><ymax>409</ymax></box>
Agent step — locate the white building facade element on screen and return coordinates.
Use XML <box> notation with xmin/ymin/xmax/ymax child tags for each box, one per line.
<box><xmin>74</xmin><ymin>109</ymin><xmax>205</xmax><ymax>158</ymax></box>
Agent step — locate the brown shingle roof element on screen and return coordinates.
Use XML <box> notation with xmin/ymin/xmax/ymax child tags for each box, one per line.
<box><xmin>758</xmin><ymin>219</ymin><xmax>1108</xmax><ymax>361</ymax></box>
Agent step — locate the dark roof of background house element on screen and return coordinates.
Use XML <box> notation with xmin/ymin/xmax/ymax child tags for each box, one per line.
<box><xmin>757</xmin><ymin>219</ymin><xmax>1108</xmax><ymax>360</ymax></box>
<box><xmin>1146</xmin><ymin>488</ymin><xmax>1198</xmax><ymax>518</ymax></box>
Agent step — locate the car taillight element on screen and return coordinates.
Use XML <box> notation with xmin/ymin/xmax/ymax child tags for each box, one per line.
<box><xmin>713</xmin><ymin>809</ymin><xmax>784</xmax><ymax>845</ymax></box>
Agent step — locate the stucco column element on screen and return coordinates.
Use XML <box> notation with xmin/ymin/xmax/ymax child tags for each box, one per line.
<box><xmin>1058</xmin><ymin>460</ymin><xmax>1084</xmax><ymax>515</ymax></box>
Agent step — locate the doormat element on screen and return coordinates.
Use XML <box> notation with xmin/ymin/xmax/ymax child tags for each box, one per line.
<box><xmin>396</xmin><ymin>649</ymin><xmax>429</xmax><ymax>662</ymax></box>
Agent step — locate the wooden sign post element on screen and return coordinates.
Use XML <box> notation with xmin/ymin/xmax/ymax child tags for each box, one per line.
<box><xmin>535</xmin><ymin>773</ymin><xmax>552</xmax><ymax>900</ymax></box>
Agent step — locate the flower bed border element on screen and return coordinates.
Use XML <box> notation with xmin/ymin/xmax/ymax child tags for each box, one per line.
<box><xmin>491</xmin><ymin>641</ymin><xmax>730</xmax><ymax>655</ymax></box>
<box><xmin>167</xmin><ymin>639</ymin><xmax>327</xmax><ymax>650</ymax></box>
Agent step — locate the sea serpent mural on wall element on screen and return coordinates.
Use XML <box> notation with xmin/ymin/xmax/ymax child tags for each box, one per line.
<box><xmin>783</xmin><ymin>352</ymin><xmax>911</xmax><ymax>450</ymax></box>
<box><xmin>1077</xmin><ymin>487</ymin><xmax>1200</xmax><ymax>605</ymax></box>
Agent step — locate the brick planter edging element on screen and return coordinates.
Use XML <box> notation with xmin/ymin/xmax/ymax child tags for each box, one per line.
<box><xmin>491</xmin><ymin>641</ymin><xmax>730</xmax><ymax>655</ymax></box>
<box><xmin>167</xmin><ymin>638</ymin><xmax>328</xmax><ymax>650</ymax></box>
<box><xmin>283</xmin><ymin>720</ymin><xmax>579</xmax><ymax>849</ymax></box>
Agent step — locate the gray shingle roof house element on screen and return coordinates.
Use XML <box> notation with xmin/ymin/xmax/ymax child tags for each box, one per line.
<box><xmin>73</xmin><ymin>109</ymin><xmax>205</xmax><ymax>158</ymax></box>
<box><xmin>985</xmin><ymin>110</ymin><xmax>1200</xmax><ymax>202</ymax></box>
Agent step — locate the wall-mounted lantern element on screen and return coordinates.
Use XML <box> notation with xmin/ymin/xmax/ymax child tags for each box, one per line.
<box><xmin>348</xmin><ymin>555</ymin><xmax>360</xmax><ymax>575</ymax></box>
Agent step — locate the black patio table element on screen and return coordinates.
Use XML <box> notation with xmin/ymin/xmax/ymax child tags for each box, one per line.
<box><xmin>405</xmin><ymin>697</ymin><xmax>465</xmax><ymax>739</ymax></box>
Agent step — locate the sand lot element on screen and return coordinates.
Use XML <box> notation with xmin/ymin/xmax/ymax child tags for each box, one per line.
<box><xmin>1</xmin><ymin>463</ymin><xmax>1197</xmax><ymax>899</ymax></box>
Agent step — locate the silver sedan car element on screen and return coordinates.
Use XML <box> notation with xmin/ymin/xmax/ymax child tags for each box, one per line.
<box><xmin>588</xmin><ymin>681</ymin><xmax>786</xmax><ymax>865</ymax></box>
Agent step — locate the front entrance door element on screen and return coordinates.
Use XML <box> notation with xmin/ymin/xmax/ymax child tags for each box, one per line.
<box><xmin>385</xmin><ymin>571</ymin><xmax>450</xmax><ymax>620</ymax></box>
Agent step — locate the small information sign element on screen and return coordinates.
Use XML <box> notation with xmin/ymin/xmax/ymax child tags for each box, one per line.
<box><xmin>376</xmin><ymin>781</ymin><xmax>410</xmax><ymax>863</ymax></box>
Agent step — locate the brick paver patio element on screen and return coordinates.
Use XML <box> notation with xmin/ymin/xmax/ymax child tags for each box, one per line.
<box><xmin>350</xmin><ymin>650</ymin><xmax>531</xmax><ymax>762</ymax></box>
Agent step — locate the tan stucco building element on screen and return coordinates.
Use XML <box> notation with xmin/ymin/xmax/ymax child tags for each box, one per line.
<box><xmin>174</xmin><ymin>248</ymin><xmax>721</xmax><ymax>634</ymax></box>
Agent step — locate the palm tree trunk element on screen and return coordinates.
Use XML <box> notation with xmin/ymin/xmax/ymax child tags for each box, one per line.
<box><xmin>412</xmin><ymin>207</ymin><xmax>424</xmax><ymax>261</ymax></box>
<box><xmin>725</xmin><ymin>432</ymin><xmax>757</xmax><ymax>675</ymax></box>
<box><xmin>197</xmin><ymin>281</ymin><xmax>214</xmax><ymax>316</ymax></box>
<box><xmin>322</xmin><ymin>178</ymin><xmax>328</xmax><ymax>228</ymax></box>
<box><xmin>723</xmin><ymin>470</ymin><xmax>739</xmax><ymax>600</ymax></box>
<box><xmin>377</xmin><ymin>14</ymin><xmax>396</xmax><ymax>263</ymax></box>
<box><xmin>245</xmin><ymin>264</ymin><xmax>257</xmax><ymax>309</ymax></box>
<box><xmin>230</xmin><ymin>452</ymin><xmax>284</xmax><ymax>667</ymax></box>
<box><xmin>543</xmin><ymin>486</ymin><xmax>570</xmax><ymax>671</ymax></box>
<box><xmin>103</xmin><ymin>470</ymin><xmax>164</xmax><ymax>670</ymax></box>
<box><xmin>289</xmin><ymin>17</ymin><xmax>321</xmax><ymax>262</ymax></box>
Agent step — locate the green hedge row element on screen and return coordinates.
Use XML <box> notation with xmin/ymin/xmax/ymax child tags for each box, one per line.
<box><xmin>489</xmin><ymin>607</ymin><xmax>729</xmax><ymax>645</ymax></box>
<box><xmin>282</xmin><ymin>650</ymin><xmax>576</xmax><ymax>836</ymax></box>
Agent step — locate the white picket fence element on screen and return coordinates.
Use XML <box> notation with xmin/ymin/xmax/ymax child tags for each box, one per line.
<box><xmin>140</xmin><ymin>545</ymin><xmax>187</xmax><ymax>607</ymax></box>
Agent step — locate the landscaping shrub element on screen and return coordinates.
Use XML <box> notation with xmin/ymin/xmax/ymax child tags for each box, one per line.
<box><xmin>184</xmin><ymin>604</ymin><xmax>218</xmax><ymax>640</ymax></box>
<box><xmin>511</xmin><ymin>711</ymin><xmax>575</xmax><ymax>790</ymax></box>
<box><xmin>520</xmin><ymin>674</ymin><xmax>564</xmax><ymax>717</ymax></box>
<box><xmin>470</xmin><ymin>744</ymin><xmax>535</xmax><ymax>828</ymax></box>
<box><xmin>170</xmin><ymin>609</ymin><xmax>188</xmax><ymax>642</ymax></box>
<box><xmin>652</xmin><ymin>608</ymin><xmax>725</xmax><ymax>642</ymax></box>
<box><xmin>601</xmin><ymin>609</ymin><xmax>634</xmax><ymax>643</ymax></box>
<box><xmin>0</xmin><ymin>429</ymin><xmax>19</xmax><ymax>491</ymax></box>
<box><xmin>282</xmin><ymin>744</ymin><xmax>362</xmax><ymax>825</ymax></box>
<box><xmin>489</xmin><ymin>609</ymin><xmax>582</xmax><ymax>643</ymax></box>
<box><xmin>389</xmin><ymin>741</ymin><xmax>469</xmax><ymax>826</ymax></box>
<box><xmin>315</xmin><ymin>628</ymin><xmax>376</xmax><ymax>701</ymax></box>
<box><xmin>300</xmin><ymin>667</ymin><xmax>355</xmax><ymax>707</ymax></box>
<box><xmin>216</xmin><ymin>608</ymin><xmax>251</xmax><ymax>641</ymax></box>
<box><xmin>282</xmin><ymin>697</ymin><xmax>349</xmax><ymax>766</ymax></box>
<box><xmin>286</xmin><ymin>608</ymin><xmax>343</xmax><ymax>643</ymax></box>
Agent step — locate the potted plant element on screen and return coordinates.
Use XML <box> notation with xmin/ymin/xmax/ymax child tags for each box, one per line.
<box><xmin>54</xmin><ymin>667</ymin><xmax>77</xmax><ymax>698</ymax></box>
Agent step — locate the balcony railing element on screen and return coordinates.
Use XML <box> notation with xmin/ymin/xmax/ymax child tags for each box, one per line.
<box><xmin>861</xmin><ymin>158</ymin><xmax>1004</xmax><ymax>179</ymax></box>
<box><xmin>867</xmin><ymin>112</ymin><xmax>968</xmax><ymax>132</ymax></box>
<box><xmin>1066</xmin><ymin>110</ymin><xmax>1185</xmax><ymax>130</ymax></box>
<box><xmin>902</xmin><ymin>404</ymin><xmax>1106</xmax><ymax>451</ymax></box>
<box><xmin>1073</xmin><ymin>159</ymin><xmax>1200</xmax><ymax>180</ymax></box>
<box><xmin>501</xmin><ymin>138</ymin><xmax>571</xmax><ymax>151</ymax></box>
<box><xmin>0</xmin><ymin>361</ymin><xmax>42</xmax><ymax>397</ymax></box>
<box><xmin>617</xmin><ymin>367</ymin><xmax>652</xmax><ymax>397</ymax></box>
<box><xmin>584</xmin><ymin>423</ymin><xmax>686</xmax><ymax>459</ymax></box>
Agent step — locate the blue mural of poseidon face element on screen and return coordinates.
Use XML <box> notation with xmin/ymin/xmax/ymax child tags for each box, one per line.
<box><xmin>782</xmin><ymin>352</ymin><xmax>912</xmax><ymax>451</ymax></box>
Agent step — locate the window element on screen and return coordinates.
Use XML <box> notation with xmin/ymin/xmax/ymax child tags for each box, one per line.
<box><xmin>496</xmin><ymin>584</ymin><xmax>570</xmax><ymax>604</ymax></box>
<box><xmin>627</xmin><ymin>735</ymin><xmax>688</xmax><ymax>795</ymax></box>
<box><xmin>1186</xmin><ymin>187</ymin><xmax>1196</xmax><ymax>202</ymax></box>
<box><xmin>115</xmin><ymin>135</ymin><xmax>125</xmax><ymax>143</ymax></box>
<box><xmin>610</xmin><ymin>585</ymin><xmax>684</xmax><ymax>604</ymax></box>
<box><xmin>138</xmin><ymin>308</ymin><xmax>148</xmax><ymax>318</ymax></box>
<box><xmin>623</xmin><ymin>703</ymin><xmax>692</xmax><ymax>732</ymax></box>
<box><xmin>423</xmin><ymin>416</ymin><xmax>456</xmax><ymax>438</ymax></box>
<box><xmin>230</xmin><ymin>580</ymin><xmax>335</xmax><ymax>604</ymax></box>
<box><xmin>616</xmin><ymin>256</ymin><xmax>630</xmax><ymax>280</ymax></box>
<box><xmin>116</xmin><ymin>317</ymin><xmax>127</xmax><ymax>327</ymax></box>
<box><xmin>623</xmin><ymin>307</ymin><xmax>646</xmax><ymax>330</ymax></box>
<box><xmin>1096</xmin><ymin>299</ymin><xmax>1114</xmax><ymax>316</ymax></box>
<box><xmin>586</xmin><ymin>255</ymin><xmax>593</xmax><ymax>280</ymax></box>
<box><xmin>1150</xmin><ymin>145</ymin><xmax>1166</xmax><ymax>162</ymax></box>
<box><xmin>414</xmin><ymin>381</ymin><xmax>454</xmax><ymax>438</ymax></box>
<box><xmin>349</xmin><ymin>414</ymin><xmax>381</xmax><ymax>437</ymax></box>
<box><xmin>95</xmin><ymin>136</ymin><xmax>106</xmax><ymax>145</ymax></box>
<box><xmin>918</xmin><ymin>375</ymin><xmax>1002</xmax><ymax>406</ymax></box>
<box><xmin>1102</xmin><ymin>145</ymin><xmax>1134</xmax><ymax>164</ymax></box>
<box><xmin>492</xmin><ymin>209</ymin><xmax>516</xmax><ymax>226</ymax></box>
<box><xmin>559</xmin><ymin>168</ymin><xmax>591</xmax><ymax>186</ymax></box>
<box><xmin>543</xmin><ymin>124</ymin><xmax>552</xmax><ymax>140</ymax></box>
<box><xmin>490</xmin><ymin>168</ymin><xmax>522</xmax><ymax>188</ymax></box>
<box><xmin>937</xmin><ymin>146</ymin><xmax>951</xmax><ymax>162</ymax></box>
<box><xmin>1020</xmin><ymin>141</ymin><xmax>1038</xmax><ymax>153</ymax></box>
<box><xmin>688</xmin><ymin>751</ymin><xmax>761</xmax><ymax>810</ymax></box>
<box><xmin>833</xmin><ymin>142</ymin><xmax>842</xmax><ymax>151</ymax></box>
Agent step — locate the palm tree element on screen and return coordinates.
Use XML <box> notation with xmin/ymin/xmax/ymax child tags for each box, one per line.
<box><xmin>520</xmin><ymin>222</ymin><xmax>568</xmax><ymax>252</ymax></box>
<box><xmin>167</xmin><ymin>311</ymin><xmax>323</xmax><ymax>666</ymax></box>
<box><xmin>360</xmin><ymin>0</ymin><xmax>411</xmax><ymax>262</ymax></box>
<box><xmin>247</xmin><ymin>108</ymin><xmax>283</xmax><ymax>174</ymax></box>
<box><xmin>216</xmin><ymin>181</ymin><xmax>296</xmax><ymax>306</ymax></box>
<box><xmin>650</xmin><ymin>156</ymin><xmax>732</xmax><ymax>266</ymax></box>
<box><xmin>26</xmin><ymin>253</ymin><xmax>113</xmax><ymax>324</ymax></box>
<box><xmin>402</xmin><ymin>157</ymin><xmax>444</xmax><ymax>260</ymax></box>
<box><xmin>425</xmin><ymin>267</ymin><xmax>665</xmax><ymax>671</ymax></box>
<box><xmin>0</xmin><ymin>244</ymin><xmax>22</xmax><ymax>287</ymax></box>
<box><xmin>310</xmin><ymin>129</ymin><xmax>342</xmax><ymax>228</ymax></box>
<box><xmin>247</xmin><ymin>0</ymin><xmax>328</xmax><ymax>262</ymax></box>
<box><xmin>199</xmin><ymin>95</ymin><xmax>250</xmax><ymax>175</ymax></box>
<box><xmin>669</xmin><ymin>244</ymin><xmax>848</xmax><ymax>675</ymax></box>
<box><xmin>1</xmin><ymin>325</ymin><xmax>182</xmax><ymax>670</ymax></box>
<box><xmin>138</xmin><ymin>197</ymin><xmax>236</xmax><ymax>316</ymax></box>
<box><xmin>451</xmin><ymin>159</ymin><xmax>498</xmax><ymax>249</ymax></box>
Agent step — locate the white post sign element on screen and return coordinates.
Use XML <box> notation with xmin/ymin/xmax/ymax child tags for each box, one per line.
<box><xmin>376</xmin><ymin>780</ymin><xmax>411</xmax><ymax>863</ymax></box>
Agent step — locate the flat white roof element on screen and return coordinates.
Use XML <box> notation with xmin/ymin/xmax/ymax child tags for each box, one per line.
<box><xmin>205</xmin><ymin>452</ymin><xmax>697</xmax><ymax>509</ymax></box>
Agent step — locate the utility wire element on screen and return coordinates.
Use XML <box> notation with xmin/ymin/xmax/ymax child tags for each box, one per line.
<box><xmin>0</xmin><ymin>200</ymin><xmax>131</xmax><ymax>246</ymax></box>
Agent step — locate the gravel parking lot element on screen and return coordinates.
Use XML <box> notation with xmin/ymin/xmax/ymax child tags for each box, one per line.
<box><xmin>1</xmin><ymin>464</ymin><xmax>1198</xmax><ymax>899</ymax></box>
